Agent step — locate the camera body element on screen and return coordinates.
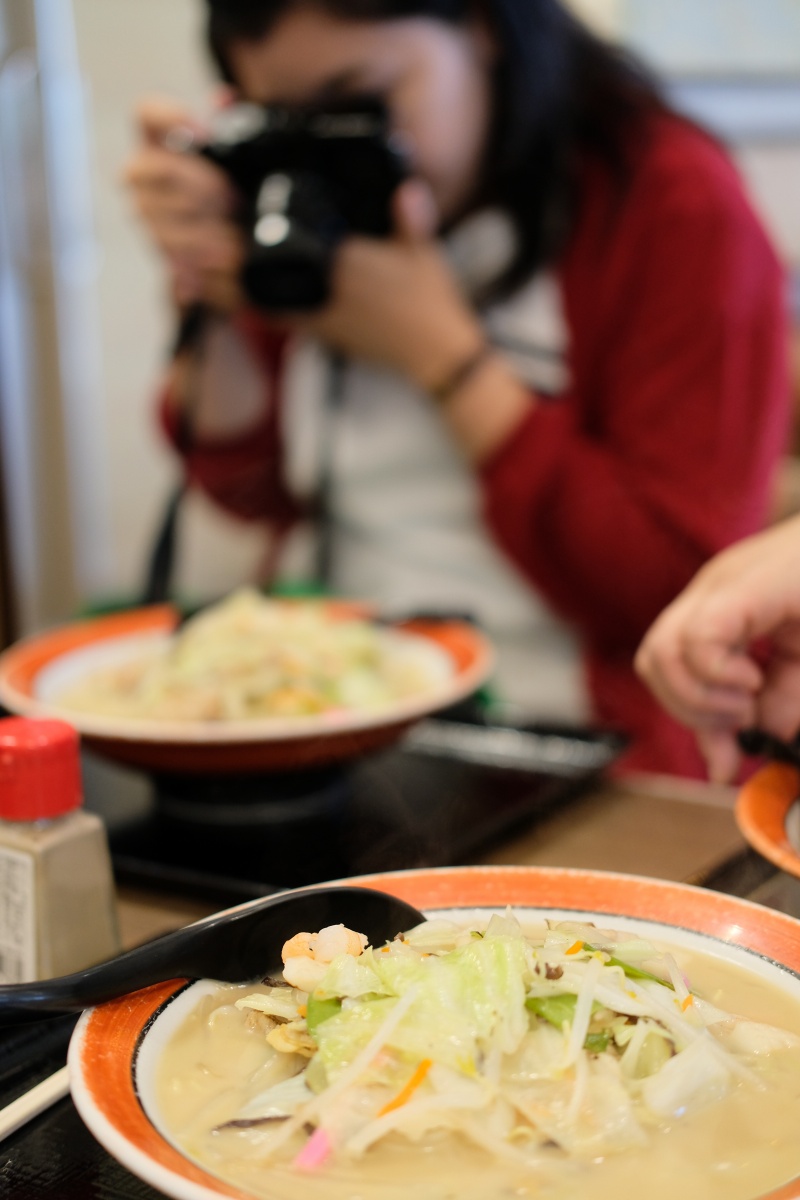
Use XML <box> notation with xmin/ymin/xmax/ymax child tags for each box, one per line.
<box><xmin>200</xmin><ymin>99</ymin><xmax>407</xmax><ymax>311</ymax></box>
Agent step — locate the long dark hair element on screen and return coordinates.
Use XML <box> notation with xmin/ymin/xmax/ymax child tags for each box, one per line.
<box><xmin>205</xmin><ymin>0</ymin><xmax>664</xmax><ymax>296</ymax></box>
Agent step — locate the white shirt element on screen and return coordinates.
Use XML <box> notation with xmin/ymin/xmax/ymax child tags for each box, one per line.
<box><xmin>278</xmin><ymin>212</ymin><xmax>590</xmax><ymax>723</ymax></box>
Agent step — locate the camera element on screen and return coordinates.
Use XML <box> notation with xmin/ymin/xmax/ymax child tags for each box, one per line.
<box><xmin>199</xmin><ymin>98</ymin><xmax>408</xmax><ymax>311</ymax></box>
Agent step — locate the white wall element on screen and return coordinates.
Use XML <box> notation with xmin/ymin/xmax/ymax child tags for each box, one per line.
<box><xmin>72</xmin><ymin>0</ymin><xmax>266</xmax><ymax>605</ymax></box>
<box><xmin>620</xmin><ymin>0</ymin><xmax>800</xmax><ymax>74</ymax></box>
<box><xmin>566</xmin><ymin>0</ymin><xmax>623</xmax><ymax>40</ymax></box>
<box><xmin>580</xmin><ymin>0</ymin><xmax>800</xmax><ymax>297</ymax></box>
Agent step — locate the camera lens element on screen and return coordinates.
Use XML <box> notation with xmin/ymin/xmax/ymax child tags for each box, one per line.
<box><xmin>242</xmin><ymin>171</ymin><xmax>347</xmax><ymax>310</ymax></box>
<box><xmin>243</xmin><ymin>237</ymin><xmax>333</xmax><ymax>309</ymax></box>
<box><xmin>254</xmin><ymin>213</ymin><xmax>291</xmax><ymax>247</ymax></box>
<box><xmin>201</xmin><ymin>100</ymin><xmax>404</xmax><ymax>311</ymax></box>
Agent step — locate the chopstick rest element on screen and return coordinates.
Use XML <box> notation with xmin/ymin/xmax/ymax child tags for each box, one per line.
<box><xmin>0</xmin><ymin>1065</ymin><xmax>70</xmax><ymax>1142</ymax></box>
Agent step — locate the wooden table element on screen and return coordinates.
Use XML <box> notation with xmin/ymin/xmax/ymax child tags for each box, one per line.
<box><xmin>116</xmin><ymin>772</ymin><xmax>749</xmax><ymax>947</ymax></box>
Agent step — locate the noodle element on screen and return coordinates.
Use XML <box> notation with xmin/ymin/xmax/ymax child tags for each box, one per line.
<box><xmin>56</xmin><ymin>590</ymin><xmax>442</xmax><ymax>722</ymax></box>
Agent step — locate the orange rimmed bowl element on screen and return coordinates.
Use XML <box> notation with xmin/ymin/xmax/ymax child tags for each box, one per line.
<box><xmin>736</xmin><ymin>762</ymin><xmax>800</xmax><ymax>878</ymax></box>
<box><xmin>68</xmin><ymin>865</ymin><xmax>800</xmax><ymax>1200</ymax></box>
<box><xmin>0</xmin><ymin>604</ymin><xmax>492</xmax><ymax>773</ymax></box>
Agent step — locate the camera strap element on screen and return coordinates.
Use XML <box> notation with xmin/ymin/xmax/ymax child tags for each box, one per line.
<box><xmin>140</xmin><ymin>303</ymin><xmax>209</xmax><ymax>606</ymax></box>
<box><xmin>313</xmin><ymin>353</ymin><xmax>346</xmax><ymax>591</ymax></box>
<box><xmin>142</xmin><ymin>323</ymin><xmax>346</xmax><ymax>604</ymax></box>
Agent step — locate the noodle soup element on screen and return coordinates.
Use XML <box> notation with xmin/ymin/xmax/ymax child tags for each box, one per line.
<box><xmin>150</xmin><ymin>913</ymin><xmax>800</xmax><ymax>1200</ymax></box>
<box><xmin>54</xmin><ymin>591</ymin><xmax>447</xmax><ymax>723</ymax></box>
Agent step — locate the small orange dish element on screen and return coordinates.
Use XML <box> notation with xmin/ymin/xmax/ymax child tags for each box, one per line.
<box><xmin>735</xmin><ymin>761</ymin><xmax>800</xmax><ymax>878</ymax></box>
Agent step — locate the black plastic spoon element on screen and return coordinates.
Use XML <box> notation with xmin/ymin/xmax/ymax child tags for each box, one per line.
<box><xmin>0</xmin><ymin>885</ymin><xmax>425</xmax><ymax>1025</ymax></box>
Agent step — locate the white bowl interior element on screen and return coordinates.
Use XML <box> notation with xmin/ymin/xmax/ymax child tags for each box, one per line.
<box><xmin>35</xmin><ymin>632</ymin><xmax>172</xmax><ymax>701</ymax></box>
<box><xmin>29</xmin><ymin>624</ymin><xmax>460</xmax><ymax>745</ymax></box>
<box><xmin>134</xmin><ymin>905</ymin><xmax>800</xmax><ymax>1181</ymax></box>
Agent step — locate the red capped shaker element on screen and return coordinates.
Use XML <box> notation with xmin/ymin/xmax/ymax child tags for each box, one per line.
<box><xmin>0</xmin><ymin>716</ymin><xmax>120</xmax><ymax>983</ymax></box>
<box><xmin>0</xmin><ymin>716</ymin><xmax>83</xmax><ymax>821</ymax></box>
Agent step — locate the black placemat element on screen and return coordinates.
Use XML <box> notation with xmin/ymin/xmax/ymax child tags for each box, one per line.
<box><xmin>0</xmin><ymin>1015</ymin><xmax>163</xmax><ymax>1199</ymax></box>
<box><xmin>2</xmin><ymin>1099</ymin><xmax>163</xmax><ymax>1199</ymax></box>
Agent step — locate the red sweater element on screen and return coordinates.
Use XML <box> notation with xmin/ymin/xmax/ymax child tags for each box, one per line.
<box><xmin>162</xmin><ymin>114</ymin><xmax>791</xmax><ymax>777</ymax></box>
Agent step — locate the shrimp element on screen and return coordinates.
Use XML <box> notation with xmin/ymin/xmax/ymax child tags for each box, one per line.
<box><xmin>281</xmin><ymin>924</ymin><xmax>368</xmax><ymax>992</ymax></box>
<box><xmin>282</xmin><ymin>932</ymin><xmax>318</xmax><ymax>960</ymax></box>
<box><xmin>315</xmin><ymin>924</ymin><xmax>368</xmax><ymax>962</ymax></box>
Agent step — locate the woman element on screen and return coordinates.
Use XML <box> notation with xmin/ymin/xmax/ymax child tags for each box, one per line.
<box><xmin>125</xmin><ymin>0</ymin><xmax>790</xmax><ymax>775</ymax></box>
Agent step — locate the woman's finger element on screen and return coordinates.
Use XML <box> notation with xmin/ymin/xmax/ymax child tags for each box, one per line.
<box><xmin>756</xmin><ymin>661</ymin><xmax>800</xmax><ymax>742</ymax></box>
<box><xmin>696</xmin><ymin>729</ymin><xmax>742</xmax><ymax>784</ymax></box>
<box><xmin>681</xmin><ymin>637</ymin><xmax>764</xmax><ymax>693</ymax></box>
<box><xmin>156</xmin><ymin>220</ymin><xmax>244</xmax><ymax>271</ymax></box>
<box><xmin>171</xmin><ymin>264</ymin><xmax>203</xmax><ymax>306</ymax></box>
<box><xmin>392</xmin><ymin>177</ymin><xmax>438</xmax><ymax>242</ymax></box>
<box><xmin>135</xmin><ymin>95</ymin><xmax>207</xmax><ymax>148</ymax></box>
<box><xmin>637</xmin><ymin>635</ymin><xmax>757</xmax><ymax>724</ymax></box>
<box><xmin>124</xmin><ymin>147</ymin><xmax>233</xmax><ymax>214</ymax></box>
<box><xmin>193</xmin><ymin>266</ymin><xmax>246</xmax><ymax>313</ymax></box>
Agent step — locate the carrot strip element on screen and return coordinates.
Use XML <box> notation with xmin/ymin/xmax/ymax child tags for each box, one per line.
<box><xmin>681</xmin><ymin>994</ymin><xmax>694</xmax><ymax>1011</ymax></box>
<box><xmin>565</xmin><ymin>941</ymin><xmax>584</xmax><ymax>956</ymax></box>
<box><xmin>377</xmin><ymin>1059</ymin><xmax>433</xmax><ymax>1117</ymax></box>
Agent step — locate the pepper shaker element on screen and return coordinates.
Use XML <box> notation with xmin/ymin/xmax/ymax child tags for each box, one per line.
<box><xmin>0</xmin><ymin>716</ymin><xmax>120</xmax><ymax>983</ymax></box>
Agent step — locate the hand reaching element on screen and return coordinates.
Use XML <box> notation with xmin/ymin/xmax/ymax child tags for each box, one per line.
<box><xmin>635</xmin><ymin>516</ymin><xmax>800</xmax><ymax>782</ymax></box>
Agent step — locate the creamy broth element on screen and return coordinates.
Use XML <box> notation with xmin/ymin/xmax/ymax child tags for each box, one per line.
<box><xmin>153</xmin><ymin>939</ymin><xmax>800</xmax><ymax>1200</ymax></box>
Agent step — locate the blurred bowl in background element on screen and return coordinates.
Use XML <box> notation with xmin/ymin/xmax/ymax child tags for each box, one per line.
<box><xmin>0</xmin><ymin>604</ymin><xmax>493</xmax><ymax>774</ymax></box>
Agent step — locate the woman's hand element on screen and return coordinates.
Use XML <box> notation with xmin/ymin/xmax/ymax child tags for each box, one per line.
<box><xmin>123</xmin><ymin>95</ymin><xmax>245</xmax><ymax>312</ymax></box>
<box><xmin>293</xmin><ymin>179</ymin><xmax>486</xmax><ymax>390</ymax></box>
<box><xmin>635</xmin><ymin>516</ymin><xmax>800</xmax><ymax>782</ymax></box>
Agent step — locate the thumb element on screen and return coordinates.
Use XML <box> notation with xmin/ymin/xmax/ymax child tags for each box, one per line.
<box><xmin>697</xmin><ymin>728</ymin><xmax>742</xmax><ymax>785</ymax></box>
<box><xmin>393</xmin><ymin>177</ymin><xmax>439</xmax><ymax>242</ymax></box>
